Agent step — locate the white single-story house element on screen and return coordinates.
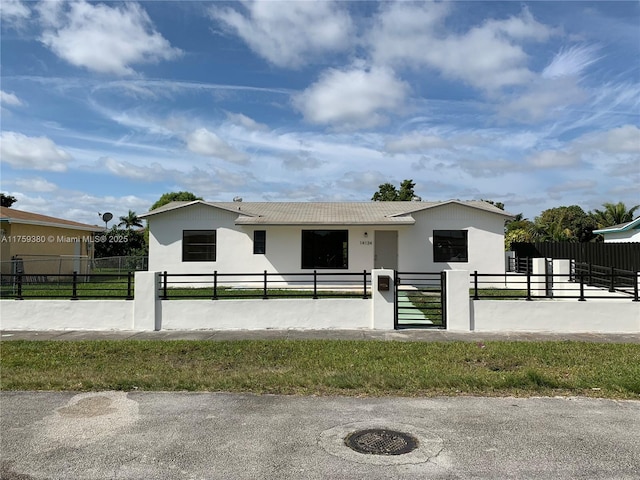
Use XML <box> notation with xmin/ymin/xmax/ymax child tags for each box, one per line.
<box><xmin>140</xmin><ymin>200</ymin><xmax>513</xmax><ymax>279</ymax></box>
<box><xmin>593</xmin><ymin>217</ymin><xmax>640</xmax><ymax>243</ymax></box>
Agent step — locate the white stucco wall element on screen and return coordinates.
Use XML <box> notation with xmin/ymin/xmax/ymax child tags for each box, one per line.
<box><xmin>471</xmin><ymin>300</ymin><xmax>640</xmax><ymax>333</ymax></box>
<box><xmin>400</xmin><ymin>204</ymin><xmax>507</xmax><ymax>274</ymax></box>
<box><xmin>159</xmin><ymin>298</ymin><xmax>371</xmax><ymax>330</ymax></box>
<box><xmin>147</xmin><ymin>203</ymin><xmax>509</xmax><ymax>277</ymax></box>
<box><xmin>0</xmin><ymin>300</ymin><xmax>133</xmax><ymax>330</ymax></box>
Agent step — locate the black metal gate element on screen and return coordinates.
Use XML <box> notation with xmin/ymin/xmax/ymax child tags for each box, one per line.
<box><xmin>394</xmin><ymin>272</ymin><xmax>446</xmax><ymax>329</ymax></box>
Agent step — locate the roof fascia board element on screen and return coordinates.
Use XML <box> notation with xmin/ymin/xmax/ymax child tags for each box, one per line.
<box><xmin>389</xmin><ymin>200</ymin><xmax>515</xmax><ymax>218</ymax></box>
<box><xmin>0</xmin><ymin>218</ymin><xmax>104</xmax><ymax>232</ymax></box>
<box><xmin>140</xmin><ymin>200</ymin><xmax>257</xmax><ymax>218</ymax></box>
<box><xmin>234</xmin><ymin>220</ymin><xmax>416</xmax><ymax>226</ymax></box>
<box><xmin>594</xmin><ymin>218</ymin><xmax>640</xmax><ymax>234</ymax></box>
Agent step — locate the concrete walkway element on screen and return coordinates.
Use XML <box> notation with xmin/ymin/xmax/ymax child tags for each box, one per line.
<box><xmin>2</xmin><ymin>329</ymin><xmax>639</xmax><ymax>343</ymax></box>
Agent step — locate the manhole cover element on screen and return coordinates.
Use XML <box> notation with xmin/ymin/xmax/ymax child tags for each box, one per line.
<box><xmin>344</xmin><ymin>429</ymin><xmax>419</xmax><ymax>455</ymax></box>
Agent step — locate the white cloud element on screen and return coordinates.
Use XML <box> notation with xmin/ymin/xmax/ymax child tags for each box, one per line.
<box><xmin>547</xmin><ymin>180</ymin><xmax>597</xmax><ymax>195</ymax></box>
<box><xmin>542</xmin><ymin>44</ymin><xmax>601</xmax><ymax>79</ymax></box>
<box><xmin>293</xmin><ymin>65</ymin><xmax>409</xmax><ymax>130</ymax></box>
<box><xmin>576</xmin><ymin>125</ymin><xmax>640</xmax><ymax>154</ymax></box>
<box><xmin>384</xmin><ymin>133</ymin><xmax>449</xmax><ymax>154</ymax></box>
<box><xmin>102</xmin><ymin>157</ymin><xmax>174</xmax><ymax>182</ymax></box>
<box><xmin>0</xmin><ymin>131</ymin><xmax>72</xmax><ymax>172</ymax></box>
<box><xmin>14</xmin><ymin>177</ymin><xmax>58</xmax><ymax>193</ymax></box>
<box><xmin>185</xmin><ymin>128</ymin><xmax>250</xmax><ymax>164</ymax></box>
<box><xmin>281</xmin><ymin>151</ymin><xmax>326</xmax><ymax>171</ymax></box>
<box><xmin>225</xmin><ymin>112</ymin><xmax>269</xmax><ymax>132</ymax></box>
<box><xmin>527</xmin><ymin>150</ymin><xmax>580</xmax><ymax>168</ymax></box>
<box><xmin>369</xmin><ymin>3</ymin><xmax>554</xmax><ymax>91</ymax></box>
<box><xmin>0</xmin><ymin>90</ymin><xmax>23</xmax><ymax>106</ymax></box>
<box><xmin>210</xmin><ymin>0</ymin><xmax>352</xmax><ymax>68</ymax></box>
<box><xmin>1</xmin><ymin>0</ymin><xmax>30</xmax><ymax>26</ymax></box>
<box><xmin>498</xmin><ymin>77</ymin><xmax>587</xmax><ymax>123</ymax></box>
<box><xmin>37</xmin><ymin>0</ymin><xmax>181</xmax><ymax>75</ymax></box>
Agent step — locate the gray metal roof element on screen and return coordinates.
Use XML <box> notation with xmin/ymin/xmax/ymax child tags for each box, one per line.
<box><xmin>140</xmin><ymin>200</ymin><xmax>513</xmax><ymax>225</ymax></box>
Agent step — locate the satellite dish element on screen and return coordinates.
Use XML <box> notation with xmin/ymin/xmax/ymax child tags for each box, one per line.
<box><xmin>102</xmin><ymin>212</ymin><xmax>113</xmax><ymax>223</ymax></box>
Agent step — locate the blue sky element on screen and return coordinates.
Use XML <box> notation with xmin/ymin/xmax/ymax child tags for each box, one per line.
<box><xmin>1</xmin><ymin>0</ymin><xmax>639</xmax><ymax>226</ymax></box>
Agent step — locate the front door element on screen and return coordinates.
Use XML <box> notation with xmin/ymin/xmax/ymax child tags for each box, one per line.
<box><xmin>374</xmin><ymin>231</ymin><xmax>398</xmax><ymax>270</ymax></box>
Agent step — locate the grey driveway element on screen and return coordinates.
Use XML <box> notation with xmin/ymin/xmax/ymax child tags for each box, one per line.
<box><xmin>1</xmin><ymin>392</ymin><xmax>639</xmax><ymax>479</ymax></box>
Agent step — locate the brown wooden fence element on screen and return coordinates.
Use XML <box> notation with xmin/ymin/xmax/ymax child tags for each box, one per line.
<box><xmin>511</xmin><ymin>242</ymin><xmax>640</xmax><ymax>272</ymax></box>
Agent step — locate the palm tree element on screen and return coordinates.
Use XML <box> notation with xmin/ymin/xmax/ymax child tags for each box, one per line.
<box><xmin>591</xmin><ymin>202</ymin><xmax>640</xmax><ymax>228</ymax></box>
<box><xmin>118</xmin><ymin>210</ymin><xmax>143</xmax><ymax>230</ymax></box>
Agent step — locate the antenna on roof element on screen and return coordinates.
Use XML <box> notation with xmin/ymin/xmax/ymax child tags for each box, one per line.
<box><xmin>233</xmin><ymin>196</ymin><xmax>243</xmax><ymax>202</ymax></box>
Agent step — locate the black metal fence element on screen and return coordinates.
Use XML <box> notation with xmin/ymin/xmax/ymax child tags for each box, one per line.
<box><xmin>159</xmin><ymin>270</ymin><xmax>371</xmax><ymax>299</ymax></box>
<box><xmin>471</xmin><ymin>271</ymin><xmax>639</xmax><ymax>301</ymax></box>
<box><xmin>0</xmin><ymin>272</ymin><xmax>135</xmax><ymax>299</ymax></box>
<box><xmin>511</xmin><ymin>242</ymin><xmax>640</xmax><ymax>272</ymax></box>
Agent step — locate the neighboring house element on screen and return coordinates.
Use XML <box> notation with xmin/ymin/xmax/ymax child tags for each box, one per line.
<box><xmin>0</xmin><ymin>207</ymin><xmax>104</xmax><ymax>275</ymax></box>
<box><xmin>593</xmin><ymin>217</ymin><xmax>640</xmax><ymax>243</ymax></box>
<box><xmin>140</xmin><ymin>200</ymin><xmax>513</xmax><ymax>278</ymax></box>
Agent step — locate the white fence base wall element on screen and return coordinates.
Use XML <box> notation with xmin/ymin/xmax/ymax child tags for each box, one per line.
<box><xmin>159</xmin><ymin>299</ymin><xmax>371</xmax><ymax>330</ymax></box>
<box><xmin>470</xmin><ymin>300</ymin><xmax>640</xmax><ymax>333</ymax></box>
<box><xmin>0</xmin><ymin>300</ymin><xmax>134</xmax><ymax>330</ymax></box>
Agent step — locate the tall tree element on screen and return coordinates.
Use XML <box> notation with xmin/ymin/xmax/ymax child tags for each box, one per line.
<box><xmin>1</xmin><ymin>193</ymin><xmax>17</xmax><ymax>207</ymax></box>
<box><xmin>372</xmin><ymin>180</ymin><xmax>421</xmax><ymax>201</ymax></box>
<box><xmin>534</xmin><ymin>205</ymin><xmax>597</xmax><ymax>242</ymax></box>
<box><xmin>150</xmin><ymin>191</ymin><xmax>203</xmax><ymax>210</ymax></box>
<box><xmin>591</xmin><ymin>202</ymin><xmax>640</xmax><ymax>228</ymax></box>
<box><xmin>118</xmin><ymin>210</ymin><xmax>143</xmax><ymax>230</ymax></box>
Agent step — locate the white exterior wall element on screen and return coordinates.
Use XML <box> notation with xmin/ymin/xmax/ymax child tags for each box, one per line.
<box><xmin>602</xmin><ymin>231</ymin><xmax>640</xmax><ymax>243</ymax></box>
<box><xmin>399</xmin><ymin>204</ymin><xmax>507</xmax><ymax>274</ymax></box>
<box><xmin>148</xmin><ymin>203</ymin><xmax>508</xmax><ymax>277</ymax></box>
<box><xmin>148</xmin><ymin>204</ymin><xmax>377</xmax><ymax>276</ymax></box>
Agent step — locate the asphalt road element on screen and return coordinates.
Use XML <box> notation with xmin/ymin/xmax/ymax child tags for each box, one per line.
<box><xmin>1</xmin><ymin>392</ymin><xmax>639</xmax><ymax>480</ymax></box>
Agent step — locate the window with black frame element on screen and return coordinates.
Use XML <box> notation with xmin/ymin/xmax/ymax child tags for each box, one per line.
<box><xmin>433</xmin><ymin>230</ymin><xmax>468</xmax><ymax>262</ymax></box>
<box><xmin>253</xmin><ymin>230</ymin><xmax>266</xmax><ymax>254</ymax></box>
<box><xmin>301</xmin><ymin>230</ymin><xmax>348</xmax><ymax>269</ymax></box>
<box><xmin>182</xmin><ymin>230</ymin><xmax>216</xmax><ymax>261</ymax></box>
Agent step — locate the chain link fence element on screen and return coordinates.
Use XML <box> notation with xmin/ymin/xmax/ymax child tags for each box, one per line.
<box><xmin>0</xmin><ymin>255</ymin><xmax>148</xmax><ymax>278</ymax></box>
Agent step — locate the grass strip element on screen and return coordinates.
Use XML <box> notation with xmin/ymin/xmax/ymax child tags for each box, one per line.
<box><xmin>1</xmin><ymin>340</ymin><xmax>638</xmax><ymax>399</ymax></box>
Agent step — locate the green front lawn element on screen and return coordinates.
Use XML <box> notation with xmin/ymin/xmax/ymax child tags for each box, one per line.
<box><xmin>2</xmin><ymin>340</ymin><xmax>638</xmax><ymax>399</ymax></box>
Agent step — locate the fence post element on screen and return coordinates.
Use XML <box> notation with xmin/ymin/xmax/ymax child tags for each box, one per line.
<box><xmin>126</xmin><ymin>271</ymin><xmax>133</xmax><ymax>300</ymax></box>
<box><xmin>472</xmin><ymin>271</ymin><xmax>479</xmax><ymax>300</ymax></box>
<box><xmin>526</xmin><ymin>271</ymin><xmax>532</xmax><ymax>301</ymax></box>
<box><xmin>212</xmin><ymin>271</ymin><xmax>218</xmax><ymax>300</ymax></box>
<box><xmin>161</xmin><ymin>271</ymin><xmax>168</xmax><ymax>299</ymax></box>
<box><xmin>16</xmin><ymin>273</ymin><xmax>23</xmax><ymax>300</ymax></box>
<box><xmin>444</xmin><ymin>270</ymin><xmax>471</xmax><ymax>331</ymax></box>
<box><xmin>362</xmin><ymin>269</ymin><xmax>368</xmax><ymax>299</ymax></box>
<box><xmin>609</xmin><ymin>265</ymin><xmax>615</xmax><ymax>293</ymax></box>
<box><xmin>263</xmin><ymin>270</ymin><xmax>268</xmax><ymax>299</ymax></box>
<box><xmin>372</xmin><ymin>269</ymin><xmax>395</xmax><ymax>330</ymax></box>
<box><xmin>134</xmin><ymin>272</ymin><xmax>161</xmax><ymax>331</ymax></box>
<box><xmin>71</xmin><ymin>271</ymin><xmax>78</xmax><ymax>300</ymax></box>
<box><xmin>634</xmin><ymin>272</ymin><xmax>639</xmax><ymax>302</ymax></box>
<box><xmin>578</xmin><ymin>274</ymin><xmax>586</xmax><ymax>301</ymax></box>
<box><xmin>313</xmin><ymin>270</ymin><xmax>318</xmax><ymax>299</ymax></box>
